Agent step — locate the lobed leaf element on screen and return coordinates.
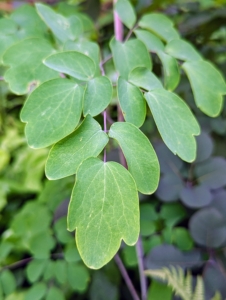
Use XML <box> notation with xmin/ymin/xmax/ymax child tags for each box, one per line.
<box><xmin>45</xmin><ymin>115</ymin><xmax>109</xmax><ymax>180</ymax></box>
<box><xmin>183</xmin><ymin>60</ymin><xmax>226</xmax><ymax>117</ymax></box>
<box><xmin>139</xmin><ymin>13</ymin><xmax>180</xmax><ymax>42</ymax></box>
<box><xmin>145</xmin><ymin>89</ymin><xmax>200</xmax><ymax>162</ymax></box>
<box><xmin>44</xmin><ymin>51</ymin><xmax>96</xmax><ymax>81</ymax></box>
<box><xmin>135</xmin><ymin>29</ymin><xmax>164</xmax><ymax>53</ymax></box>
<box><xmin>67</xmin><ymin>157</ymin><xmax>139</xmax><ymax>269</ymax></box>
<box><xmin>83</xmin><ymin>76</ymin><xmax>112</xmax><ymax>116</ymax></box>
<box><xmin>110</xmin><ymin>37</ymin><xmax>152</xmax><ymax>79</ymax></box>
<box><xmin>3</xmin><ymin>38</ymin><xmax>58</xmax><ymax>95</ymax></box>
<box><xmin>109</xmin><ymin>122</ymin><xmax>160</xmax><ymax>194</ymax></box>
<box><xmin>117</xmin><ymin>77</ymin><xmax>146</xmax><ymax>127</ymax></box>
<box><xmin>20</xmin><ymin>78</ymin><xmax>84</xmax><ymax>148</ymax></box>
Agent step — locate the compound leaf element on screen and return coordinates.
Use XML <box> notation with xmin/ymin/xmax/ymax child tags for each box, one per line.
<box><xmin>45</xmin><ymin>115</ymin><xmax>109</xmax><ymax>180</ymax></box>
<box><xmin>117</xmin><ymin>77</ymin><xmax>146</xmax><ymax>127</ymax></box>
<box><xmin>183</xmin><ymin>60</ymin><xmax>226</xmax><ymax>117</ymax></box>
<box><xmin>110</xmin><ymin>37</ymin><xmax>152</xmax><ymax>79</ymax></box>
<box><xmin>165</xmin><ymin>39</ymin><xmax>202</xmax><ymax>61</ymax></box>
<box><xmin>109</xmin><ymin>122</ymin><xmax>160</xmax><ymax>194</ymax></box>
<box><xmin>115</xmin><ymin>0</ymin><xmax>136</xmax><ymax>29</ymax></box>
<box><xmin>145</xmin><ymin>89</ymin><xmax>200</xmax><ymax>162</ymax></box>
<box><xmin>83</xmin><ymin>76</ymin><xmax>112</xmax><ymax>116</ymax></box>
<box><xmin>67</xmin><ymin>157</ymin><xmax>139</xmax><ymax>269</ymax></box>
<box><xmin>128</xmin><ymin>67</ymin><xmax>162</xmax><ymax>91</ymax></box>
<box><xmin>44</xmin><ymin>51</ymin><xmax>95</xmax><ymax>81</ymax></box>
<box><xmin>3</xmin><ymin>38</ymin><xmax>58</xmax><ymax>95</ymax></box>
<box><xmin>157</xmin><ymin>51</ymin><xmax>180</xmax><ymax>91</ymax></box>
<box><xmin>139</xmin><ymin>13</ymin><xmax>180</xmax><ymax>42</ymax></box>
<box><xmin>36</xmin><ymin>3</ymin><xmax>82</xmax><ymax>42</ymax></box>
<box><xmin>20</xmin><ymin>78</ymin><xmax>84</xmax><ymax>148</ymax></box>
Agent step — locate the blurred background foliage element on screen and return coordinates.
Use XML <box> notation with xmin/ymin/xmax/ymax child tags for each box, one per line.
<box><xmin>0</xmin><ymin>0</ymin><xmax>226</xmax><ymax>299</ymax></box>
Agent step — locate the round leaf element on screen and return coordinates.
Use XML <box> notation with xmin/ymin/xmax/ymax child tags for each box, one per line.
<box><xmin>25</xmin><ymin>282</ymin><xmax>47</xmax><ymax>300</ymax></box>
<box><xmin>135</xmin><ymin>29</ymin><xmax>165</xmax><ymax>53</ymax></box>
<box><xmin>67</xmin><ymin>157</ymin><xmax>139</xmax><ymax>269</ymax></box>
<box><xmin>165</xmin><ymin>39</ymin><xmax>202</xmax><ymax>61</ymax></box>
<box><xmin>180</xmin><ymin>185</ymin><xmax>212</xmax><ymax>208</ymax></box>
<box><xmin>20</xmin><ymin>78</ymin><xmax>84</xmax><ymax>148</ymax></box>
<box><xmin>109</xmin><ymin>122</ymin><xmax>160</xmax><ymax>194</ymax></box>
<box><xmin>195</xmin><ymin>132</ymin><xmax>213</xmax><ymax>163</ymax></box>
<box><xmin>67</xmin><ymin>263</ymin><xmax>89</xmax><ymax>292</ymax></box>
<box><xmin>128</xmin><ymin>67</ymin><xmax>162</xmax><ymax>91</ymax></box>
<box><xmin>115</xmin><ymin>0</ymin><xmax>136</xmax><ymax>29</ymax></box>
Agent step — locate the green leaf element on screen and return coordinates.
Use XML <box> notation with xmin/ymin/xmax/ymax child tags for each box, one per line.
<box><xmin>45</xmin><ymin>115</ymin><xmax>108</xmax><ymax>179</ymax></box>
<box><xmin>148</xmin><ymin>280</ymin><xmax>173</xmax><ymax>300</ymax></box>
<box><xmin>44</xmin><ymin>51</ymin><xmax>95</xmax><ymax>81</ymax></box>
<box><xmin>165</xmin><ymin>39</ymin><xmax>202</xmax><ymax>61</ymax></box>
<box><xmin>43</xmin><ymin>260</ymin><xmax>55</xmax><ymax>281</ymax></box>
<box><xmin>29</xmin><ymin>232</ymin><xmax>55</xmax><ymax>259</ymax></box>
<box><xmin>64</xmin><ymin>241</ymin><xmax>81</xmax><ymax>263</ymax></box>
<box><xmin>46</xmin><ymin>287</ymin><xmax>65</xmax><ymax>300</ymax></box>
<box><xmin>135</xmin><ymin>29</ymin><xmax>165</xmax><ymax>52</ymax></box>
<box><xmin>26</xmin><ymin>259</ymin><xmax>48</xmax><ymax>283</ymax></box>
<box><xmin>117</xmin><ymin>77</ymin><xmax>146</xmax><ymax>127</ymax></box>
<box><xmin>67</xmin><ymin>157</ymin><xmax>139</xmax><ymax>269</ymax></box>
<box><xmin>145</xmin><ymin>89</ymin><xmax>200</xmax><ymax>162</ymax></box>
<box><xmin>90</xmin><ymin>272</ymin><xmax>119</xmax><ymax>300</ymax></box>
<box><xmin>67</xmin><ymin>263</ymin><xmax>90</xmax><ymax>292</ymax></box>
<box><xmin>129</xmin><ymin>67</ymin><xmax>162</xmax><ymax>91</ymax></box>
<box><xmin>122</xmin><ymin>245</ymin><xmax>137</xmax><ymax>267</ymax></box>
<box><xmin>64</xmin><ymin>40</ymin><xmax>100</xmax><ymax>76</ymax></box>
<box><xmin>0</xmin><ymin>19</ymin><xmax>18</xmax><ymax>62</ymax></box>
<box><xmin>110</xmin><ymin>37</ymin><xmax>152</xmax><ymax>79</ymax></box>
<box><xmin>172</xmin><ymin>227</ymin><xmax>193</xmax><ymax>251</ymax></box>
<box><xmin>115</xmin><ymin>0</ymin><xmax>136</xmax><ymax>29</ymax></box>
<box><xmin>54</xmin><ymin>217</ymin><xmax>73</xmax><ymax>244</ymax></box>
<box><xmin>157</xmin><ymin>51</ymin><xmax>180</xmax><ymax>91</ymax></box>
<box><xmin>25</xmin><ymin>282</ymin><xmax>47</xmax><ymax>300</ymax></box>
<box><xmin>10</xmin><ymin>4</ymin><xmax>48</xmax><ymax>39</ymax></box>
<box><xmin>160</xmin><ymin>203</ymin><xmax>187</xmax><ymax>228</ymax></box>
<box><xmin>139</xmin><ymin>13</ymin><xmax>180</xmax><ymax>42</ymax></box>
<box><xmin>0</xmin><ymin>270</ymin><xmax>16</xmax><ymax>296</ymax></box>
<box><xmin>20</xmin><ymin>78</ymin><xmax>84</xmax><ymax>148</ymax></box>
<box><xmin>35</xmin><ymin>3</ymin><xmax>82</xmax><ymax>42</ymax></box>
<box><xmin>3</xmin><ymin>38</ymin><xmax>58</xmax><ymax>95</ymax></box>
<box><xmin>83</xmin><ymin>76</ymin><xmax>112</xmax><ymax>116</ymax></box>
<box><xmin>109</xmin><ymin>122</ymin><xmax>160</xmax><ymax>194</ymax></box>
<box><xmin>55</xmin><ymin>260</ymin><xmax>67</xmax><ymax>284</ymax></box>
<box><xmin>183</xmin><ymin>61</ymin><xmax>226</xmax><ymax>117</ymax></box>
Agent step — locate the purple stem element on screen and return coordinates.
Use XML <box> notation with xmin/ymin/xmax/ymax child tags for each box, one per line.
<box><xmin>136</xmin><ymin>237</ymin><xmax>147</xmax><ymax>300</ymax></box>
<box><xmin>114</xmin><ymin>254</ymin><xmax>140</xmax><ymax>300</ymax></box>
<box><xmin>104</xmin><ymin>110</ymin><xmax>107</xmax><ymax>162</ymax></box>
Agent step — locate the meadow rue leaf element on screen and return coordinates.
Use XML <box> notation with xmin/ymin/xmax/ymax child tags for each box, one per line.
<box><xmin>134</xmin><ymin>29</ymin><xmax>164</xmax><ymax>52</ymax></box>
<box><xmin>194</xmin><ymin>157</ymin><xmax>226</xmax><ymax>189</ymax></box>
<box><xmin>195</xmin><ymin>132</ymin><xmax>213</xmax><ymax>163</ymax></box>
<box><xmin>156</xmin><ymin>173</ymin><xmax>183</xmax><ymax>202</ymax></box>
<box><xmin>180</xmin><ymin>185</ymin><xmax>212</xmax><ymax>209</ymax></box>
<box><xmin>45</xmin><ymin>115</ymin><xmax>109</xmax><ymax>180</ymax></box>
<box><xmin>20</xmin><ymin>78</ymin><xmax>84</xmax><ymax>148</ymax></box>
<box><xmin>36</xmin><ymin>3</ymin><xmax>81</xmax><ymax>42</ymax></box>
<box><xmin>46</xmin><ymin>287</ymin><xmax>64</xmax><ymax>300</ymax></box>
<box><xmin>44</xmin><ymin>51</ymin><xmax>95</xmax><ymax>81</ymax></box>
<box><xmin>26</xmin><ymin>259</ymin><xmax>48</xmax><ymax>283</ymax></box>
<box><xmin>183</xmin><ymin>60</ymin><xmax>226</xmax><ymax>117</ymax></box>
<box><xmin>55</xmin><ymin>260</ymin><xmax>67</xmax><ymax>284</ymax></box>
<box><xmin>67</xmin><ymin>157</ymin><xmax>139</xmax><ymax>269</ymax></box>
<box><xmin>2</xmin><ymin>38</ymin><xmax>58</xmax><ymax>95</ymax></box>
<box><xmin>145</xmin><ymin>89</ymin><xmax>200</xmax><ymax>162</ymax></box>
<box><xmin>165</xmin><ymin>39</ymin><xmax>202</xmax><ymax>61</ymax></box>
<box><xmin>64</xmin><ymin>40</ymin><xmax>100</xmax><ymax>76</ymax></box>
<box><xmin>115</xmin><ymin>0</ymin><xmax>136</xmax><ymax>29</ymax></box>
<box><xmin>25</xmin><ymin>282</ymin><xmax>47</xmax><ymax>300</ymax></box>
<box><xmin>110</xmin><ymin>37</ymin><xmax>152</xmax><ymax>79</ymax></box>
<box><xmin>117</xmin><ymin>77</ymin><xmax>146</xmax><ymax>127</ymax></box>
<box><xmin>83</xmin><ymin>76</ymin><xmax>112</xmax><ymax>116</ymax></box>
<box><xmin>157</xmin><ymin>51</ymin><xmax>180</xmax><ymax>91</ymax></box>
<box><xmin>0</xmin><ymin>270</ymin><xmax>16</xmax><ymax>296</ymax></box>
<box><xmin>109</xmin><ymin>122</ymin><xmax>160</xmax><ymax>194</ymax></box>
<box><xmin>128</xmin><ymin>67</ymin><xmax>162</xmax><ymax>91</ymax></box>
<box><xmin>0</xmin><ymin>19</ymin><xmax>18</xmax><ymax>62</ymax></box>
<box><xmin>139</xmin><ymin>13</ymin><xmax>180</xmax><ymax>42</ymax></box>
<box><xmin>189</xmin><ymin>208</ymin><xmax>226</xmax><ymax>248</ymax></box>
<box><xmin>67</xmin><ymin>263</ymin><xmax>89</xmax><ymax>292</ymax></box>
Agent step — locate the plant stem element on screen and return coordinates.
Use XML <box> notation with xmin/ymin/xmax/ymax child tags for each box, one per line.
<box><xmin>113</xmin><ymin>1</ymin><xmax>147</xmax><ymax>299</ymax></box>
<box><xmin>103</xmin><ymin>110</ymin><xmax>107</xmax><ymax>162</ymax></box>
<box><xmin>136</xmin><ymin>237</ymin><xmax>147</xmax><ymax>300</ymax></box>
<box><xmin>114</xmin><ymin>254</ymin><xmax>140</xmax><ymax>300</ymax></box>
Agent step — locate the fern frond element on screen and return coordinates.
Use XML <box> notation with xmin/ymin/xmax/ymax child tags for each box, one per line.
<box><xmin>145</xmin><ymin>265</ymin><xmax>205</xmax><ymax>300</ymax></box>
